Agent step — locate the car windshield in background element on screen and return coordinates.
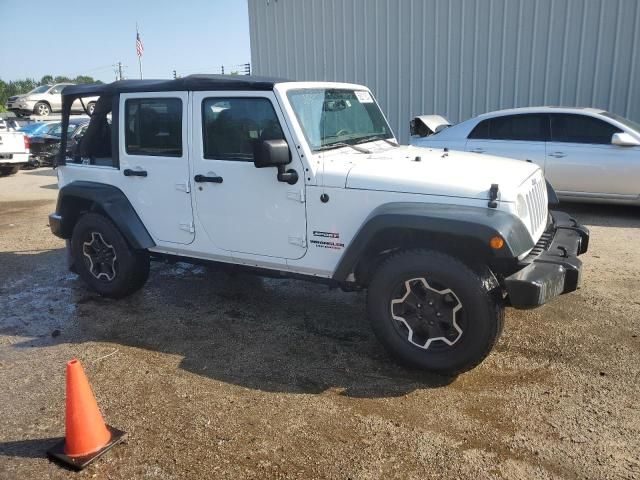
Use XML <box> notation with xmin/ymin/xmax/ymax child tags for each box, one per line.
<box><xmin>28</xmin><ymin>85</ymin><xmax>50</xmax><ymax>94</ymax></box>
<box><xmin>287</xmin><ymin>89</ymin><xmax>393</xmax><ymax>152</ymax></box>
<box><xmin>602</xmin><ymin>112</ymin><xmax>640</xmax><ymax>133</ymax></box>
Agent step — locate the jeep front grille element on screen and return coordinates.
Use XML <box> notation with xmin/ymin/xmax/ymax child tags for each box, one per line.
<box><xmin>524</xmin><ymin>174</ymin><xmax>548</xmax><ymax>241</ymax></box>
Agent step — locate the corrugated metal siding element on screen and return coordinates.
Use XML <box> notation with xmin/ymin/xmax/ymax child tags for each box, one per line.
<box><xmin>249</xmin><ymin>0</ymin><xmax>640</xmax><ymax>142</ymax></box>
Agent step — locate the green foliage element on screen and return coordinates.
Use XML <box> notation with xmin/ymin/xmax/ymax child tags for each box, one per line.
<box><xmin>0</xmin><ymin>75</ymin><xmax>103</xmax><ymax>114</ymax></box>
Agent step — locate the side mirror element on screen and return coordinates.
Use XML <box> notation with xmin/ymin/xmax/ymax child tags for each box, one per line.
<box><xmin>611</xmin><ymin>132</ymin><xmax>640</xmax><ymax>147</ymax></box>
<box><xmin>254</xmin><ymin>139</ymin><xmax>291</xmax><ymax>168</ymax></box>
<box><xmin>254</xmin><ymin>139</ymin><xmax>298</xmax><ymax>185</ymax></box>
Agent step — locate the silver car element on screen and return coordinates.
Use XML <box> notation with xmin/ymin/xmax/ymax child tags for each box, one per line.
<box><xmin>411</xmin><ymin>107</ymin><xmax>640</xmax><ymax>205</ymax></box>
<box><xmin>5</xmin><ymin>83</ymin><xmax>98</xmax><ymax>117</ymax></box>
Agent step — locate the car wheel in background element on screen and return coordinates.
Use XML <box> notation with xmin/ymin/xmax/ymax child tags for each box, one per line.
<box><xmin>0</xmin><ymin>165</ymin><xmax>21</xmax><ymax>176</ymax></box>
<box><xmin>34</xmin><ymin>102</ymin><xmax>51</xmax><ymax>116</ymax></box>
<box><xmin>87</xmin><ymin>102</ymin><xmax>96</xmax><ymax>115</ymax></box>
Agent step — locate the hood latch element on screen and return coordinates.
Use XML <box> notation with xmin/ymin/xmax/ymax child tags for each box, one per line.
<box><xmin>488</xmin><ymin>184</ymin><xmax>499</xmax><ymax>208</ymax></box>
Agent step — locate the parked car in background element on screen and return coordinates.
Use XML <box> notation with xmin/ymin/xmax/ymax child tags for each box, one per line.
<box><xmin>5</xmin><ymin>84</ymin><xmax>99</xmax><ymax>117</ymax></box>
<box><xmin>28</xmin><ymin>119</ymin><xmax>89</xmax><ymax>167</ymax></box>
<box><xmin>411</xmin><ymin>107</ymin><xmax>640</xmax><ymax>205</ymax></box>
<box><xmin>0</xmin><ymin>129</ymin><xmax>29</xmax><ymax>176</ymax></box>
<box><xmin>19</xmin><ymin>122</ymin><xmax>55</xmax><ymax>137</ymax></box>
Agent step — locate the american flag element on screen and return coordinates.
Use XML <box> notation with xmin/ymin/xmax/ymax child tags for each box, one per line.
<box><xmin>136</xmin><ymin>31</ymin><xmax>144</xmax><ymax>57</ymax></box>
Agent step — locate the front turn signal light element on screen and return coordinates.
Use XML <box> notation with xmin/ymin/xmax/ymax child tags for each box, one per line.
<box><xmin>490</xmin><ymin>236</ymin><xmax>505</xmax><ymax>249</ymax></box>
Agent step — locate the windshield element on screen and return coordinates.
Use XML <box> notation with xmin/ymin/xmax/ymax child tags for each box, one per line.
<box><xmin>287</xmin><ymin>88</ymin><xmax>393</xmax><ymax>151</ymax></box>
<box><xmin>601</xmin><ymin>112</ymin><xmax>640</xmax><ymax>133</ymax></box>
<box><xmin>27</xmin><ymin>85</ymin><xmax>51</xmax><ymax>95</ymax></box>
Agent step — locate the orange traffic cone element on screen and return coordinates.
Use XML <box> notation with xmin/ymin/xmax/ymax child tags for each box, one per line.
<box><xmin>47</xmin><ymin>359</ymin><xmax>126</xmax><ymax>470</ymax></box>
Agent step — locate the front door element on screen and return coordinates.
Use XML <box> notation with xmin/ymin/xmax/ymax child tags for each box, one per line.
<box><xmin>546</xmin><ymin>113</ymin><xmax>639</xmax><ymax>196</ymax></box>
<box><xmin>191</xmin><ymin>92</ymin><xmax>307</xmax><ymax>259</ymax></box>
<box><xmin>118</xmin><ymin>92</ymin><xmax>194</xmax><ymax>244</ymax></box>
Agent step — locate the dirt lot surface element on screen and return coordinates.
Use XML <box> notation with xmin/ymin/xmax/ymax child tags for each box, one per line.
<box><xmin>1</xmin><ymin>169</ymin><xmax>639</xmax><ymax>479</ymax></box>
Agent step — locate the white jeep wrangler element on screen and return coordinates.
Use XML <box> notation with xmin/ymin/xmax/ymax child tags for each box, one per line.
<box><xmin>49</xmin><ymin>75</ymin><xmax>589</xmax><ymax>375</ymax></box>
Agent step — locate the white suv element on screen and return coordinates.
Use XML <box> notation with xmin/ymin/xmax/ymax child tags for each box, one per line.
<box><xmin>48</xmin><ymin>75</ymin><xmax>589</xmax><ymax>375</ymax></box>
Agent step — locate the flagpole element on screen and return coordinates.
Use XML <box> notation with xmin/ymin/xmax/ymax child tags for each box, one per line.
<box><xmin>136</xmin><ymin>23</ymin><xmax>143</xmax><ymax>79</ymax></box>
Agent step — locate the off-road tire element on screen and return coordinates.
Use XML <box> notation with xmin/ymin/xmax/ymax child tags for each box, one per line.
<box><xmin>0</xmin><ymin>165</ymin><xmax>20</xmax><ymax>176</ymax></box>
<box><xmin>86</xmin><ymin>102</ymin><xmax>96</xmax><ymax>115</ymax></box>
<box><xmin>71</xmin><ymin>213</ymin><xmax>150</xmax><ymax>298</ymax></box>
<box><xmin>34</xmin><ymin>102</ymin><xmax>51</xmax><ymax>116</ymax></box>
<box><xmin>367</xmin><ymin>249</ymin><xmax>504</xmax><ymax>375</ymax></box>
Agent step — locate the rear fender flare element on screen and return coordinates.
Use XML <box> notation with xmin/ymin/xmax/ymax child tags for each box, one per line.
<box><xmin>54</xmin><ymin>181</ymin><xmax>155</xmax><ymax>249</ymax></box>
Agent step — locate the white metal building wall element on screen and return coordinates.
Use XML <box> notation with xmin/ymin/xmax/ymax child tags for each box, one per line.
<box><xmin>248</xmin><ymin>0</ymin><xmax>640</xmax><ymax>141</ymax></box>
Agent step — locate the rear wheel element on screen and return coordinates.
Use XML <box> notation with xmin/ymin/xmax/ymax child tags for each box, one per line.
<box><xmin>71</xmin><ymin>213</ymin><xmax>150</xmax><ymax>298</ymax></box>
<box><xmin>367</xmin><ymin>249</ymin><xmax>503</xmax><ymax>375</ymax></box>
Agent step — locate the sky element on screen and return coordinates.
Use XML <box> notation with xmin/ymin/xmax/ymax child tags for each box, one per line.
<box><xmin>0</xmin><ymin>0</ymin><xmax>251</xmax><ymax>83</ymax></box>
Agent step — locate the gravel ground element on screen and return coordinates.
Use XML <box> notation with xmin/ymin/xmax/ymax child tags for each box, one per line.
<box><xmin>0</xmin><ymin>169</ymin><xmax>639</xmax><ymax>479</ymax></box>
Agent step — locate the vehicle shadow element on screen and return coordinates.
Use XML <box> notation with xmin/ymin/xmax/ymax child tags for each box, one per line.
<box><xmin>22</xmin><ymin>168</ymin><xmax>56</xmax><ymax>177</ymax></box>
<box><xmin>1</xmin><ymin>249</ymin><xmax>453</xmax><ymax>399</ymax></box>
<box><xmin>558</xmin><ymin>201</ymin><xmax>639</xmax><ymax>228</ymax></box>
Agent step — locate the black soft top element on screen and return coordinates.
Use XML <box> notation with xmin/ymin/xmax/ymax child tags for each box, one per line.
<box><xmin>62</xmin><ymin>74</ymin><xmax>287</xmax><ymax>97</ymax></box>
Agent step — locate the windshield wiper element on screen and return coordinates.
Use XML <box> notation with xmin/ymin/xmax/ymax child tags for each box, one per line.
<box><xmin>354</xmin><ymin>135</ymin><xmax>399</xmax><ymax>147</ymax></box>
<box><xmin>316</xmin><ymin>142</ymin><xmax>372</xmax><ymax>154</ymax></box>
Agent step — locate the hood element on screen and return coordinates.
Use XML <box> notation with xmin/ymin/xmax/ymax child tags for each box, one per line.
<box><xmin>343</xmin><ymin>145</ymin><xmax>540</xmax><ymax>202</ymax></box>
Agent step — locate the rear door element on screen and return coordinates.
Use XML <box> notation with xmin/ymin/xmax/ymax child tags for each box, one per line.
<box><xmin>546</xmin><ymin>113</ymin><xmax>637</xmax><ymax>196</ymax></box>
<box><xmin>465</xmin><ymin>114</ymin><xmax>549</xmax><ymax>170</ymax></box>
<box><xmin>118</xmin><ymin>92</ymin><xmax>195</xmax><ymax>244</ymax></box>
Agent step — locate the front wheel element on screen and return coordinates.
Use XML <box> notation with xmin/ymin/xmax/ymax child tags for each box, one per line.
<box><xmin>34</xmin><ymin>102</ymin><xmax>51</xmax><ymax>116</ymax></box>
<box><xmin>367</xmin><ymin>249</ymin><xmax>504</xmax><ymax>375</ymax></box>
<box><xmin>71</xmin><ymin>213</ymin><xmax>150</xmax><ymax>298</ymax></box>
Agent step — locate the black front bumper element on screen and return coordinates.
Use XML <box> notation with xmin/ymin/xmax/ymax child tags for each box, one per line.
<box><xmin>505</xmin><ymin>211</ymin><xmax>589</xmax><ymax>309</ymax></box>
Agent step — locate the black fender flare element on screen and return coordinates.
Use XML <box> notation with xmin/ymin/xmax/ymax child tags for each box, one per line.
<box><xmin>332</xmin><ymin>202</ymin><xmax>534</xmax><ymax>281</ymax></box>
<box><xmin>53</xmin><ymin>181</ymin><xmax>155</xmax><ymax>249</ymax></box>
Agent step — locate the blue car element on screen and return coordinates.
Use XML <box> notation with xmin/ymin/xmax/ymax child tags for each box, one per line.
<box><xmin>19</xmin><ymin>122</ymin><xmax>57</xmax><ymax>138</ymax></box>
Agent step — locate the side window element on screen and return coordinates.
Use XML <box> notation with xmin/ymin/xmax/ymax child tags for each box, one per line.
<box><xmin>125</xmin><ymin>98</ymin><xmax>182</xmax><ymax>156</ymax></box>
<box><xmin>468</xmin><ymin>119</ymin><xmax>490</xmax><ymax>139</ymax></box>
<box><xmin>202</xmin><ymin>97</ymin><xmax>284</xmax><ymax>161</ymax></box>
<box><xmin>469</xmin><ymin>114</ymin><xmax>548</xmax><ymax>141</ymax></box>
<box><xmin>550</xmin><ymin>114</ymin><xmax>622</xmax><ymax>145</ymax></box>
<box><xmin>49</xmin><ymin>85</ymin><xmax>65</xmax><ymax>94</ymax></box>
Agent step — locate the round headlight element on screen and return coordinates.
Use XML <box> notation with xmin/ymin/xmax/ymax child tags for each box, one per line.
<box><xmin>516</xmin><ymin>194</ymin><xmax>528</xmax><ymax>218</ymax></box>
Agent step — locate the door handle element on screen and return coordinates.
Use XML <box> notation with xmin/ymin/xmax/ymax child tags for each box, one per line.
<box><xmin>194</xmin><ymin>174</ymin><xmax>223</xmax><ymax>183</ymax></box>
<box><xmin>470</xmin><ymin>148</ymin><xmax>485</xmax><ymax>153</ymax></box>
<box><xmin>548</xmin><ymin>152</ymin><xmax>567</xmax><ymax>158</ymax></box>
<box><xmin>123</xmin><ymin>168</ymin><xmax>147</xmax><ymax>177</ymax></box>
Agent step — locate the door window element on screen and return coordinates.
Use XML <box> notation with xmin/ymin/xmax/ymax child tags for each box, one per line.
<box><xmin>468</xmin><ymin>114</ymin><xmax>549</xmax><ymax>141</ymax></box>
<box><xmin>125</xmin><ymin>98</ymin><xmax>182</xmax><ymax>156</ymax></box>
<box><xmin>49</xmin><ymin>85</ymin><xmax>66</xmax><ymax>94</ymax></box>
<box><xmin>550</xmin><ymin>114</ymin><xmax>622</xmax><ymax>145</ymax></box>
<box><xmin>202</xmin><ymin>97</ymin><xmax>284</xmax><ymax>161</ymax></box>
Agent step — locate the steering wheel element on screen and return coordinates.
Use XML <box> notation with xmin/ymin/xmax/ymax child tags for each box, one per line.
<box><xmin>335</xmin><ymin>128</ymin><xmax>351</xmax><ymax>137</ymax></box>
